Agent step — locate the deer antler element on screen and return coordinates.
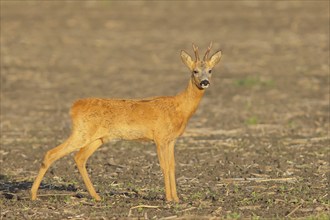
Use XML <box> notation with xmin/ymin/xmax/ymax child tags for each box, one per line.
<box><xmin>192</xmin><ymin>43</ymin><xmax>200</xmax><ymax>61</ymax></box>
<box><xmin>203</xmin><ymin>42</ymin><xmax>213</xmax><ymax>61</ymax></box>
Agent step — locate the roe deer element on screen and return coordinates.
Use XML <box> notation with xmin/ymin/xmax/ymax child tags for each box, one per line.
<box><xmin>31</xmin><ymin>43</ymin><xmax>222</xmax><ymax>202</ymax></box>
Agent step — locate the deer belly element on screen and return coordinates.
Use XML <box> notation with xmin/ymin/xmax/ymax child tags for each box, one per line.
<box><xmin>108</xmin><ymin>125</ymin><xmax>152</xmax><ymax>141</ymax></box>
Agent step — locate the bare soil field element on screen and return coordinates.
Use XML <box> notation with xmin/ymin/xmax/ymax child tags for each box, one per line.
<box><xmin>1</xmin><ymin>1</ymin><xmax>329</xmax><ymax>219</ymax></box>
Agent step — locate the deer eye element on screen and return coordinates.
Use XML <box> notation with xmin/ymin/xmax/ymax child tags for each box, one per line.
<box><xmin>208</xmin><ymin>70</ymin><xmax>212</xmax><ymax>74</ymax></box>
<box><xmin>193</xmin><ymin>70</ymin><xmax>199</xmax><ymax>74</ymax></box>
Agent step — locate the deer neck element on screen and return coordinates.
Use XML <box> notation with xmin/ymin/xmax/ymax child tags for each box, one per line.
<box><xmin>177</xmin><ymin>76</ymin><xmax>205</xmax><ymax>119</ymax></box>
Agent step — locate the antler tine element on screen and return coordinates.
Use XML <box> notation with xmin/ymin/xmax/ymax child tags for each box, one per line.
<box><xmin>203</xmin><ymin>41</ymin><xmax>213</xmax><ymax>61</ymax></box>
<box><xmin>192</xmin><ymin>43</ymin><xmax>200</xmax><ymax>61</ymax></box>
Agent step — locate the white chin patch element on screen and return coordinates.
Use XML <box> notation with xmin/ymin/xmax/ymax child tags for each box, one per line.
<box><xmin>201</xmin><ymin>84</ymin><xmax>209</xmax><ymax>89</ymax></box>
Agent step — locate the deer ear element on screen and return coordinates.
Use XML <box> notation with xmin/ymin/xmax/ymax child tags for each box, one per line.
<box><xmin>208</xmin><ymin>50</ymin><xmax>222</xmax><ymax>68</ymax></box>
<box><xmin>180</xmin><ymin>50</ymin><xmax>194</xmax><ymax>71</ymax></box>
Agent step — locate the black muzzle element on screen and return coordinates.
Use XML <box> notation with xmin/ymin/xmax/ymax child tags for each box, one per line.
<box><xmin>200</xmin><ymin>80</ymin><xmax>210</xmax><ymax>87</ymax></box>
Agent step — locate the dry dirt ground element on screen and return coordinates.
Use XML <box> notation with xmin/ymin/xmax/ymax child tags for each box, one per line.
<box><xmin>1</xmin><ymin>1</ymin><xmax>329</xmax><ymax>219</ymax></box>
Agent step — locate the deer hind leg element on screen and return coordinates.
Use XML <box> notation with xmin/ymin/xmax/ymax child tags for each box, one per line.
<box><xmin>156</xmin><ymin>139</ymin><xmax>179</xmax><ymax>202</ymax></box>
<box><xmin>74</xmin><ymin>138</ymin><xmax>103</xmax><ymax>201</ymax></box>
<box><xmin>31</xmin><ymin>135</ymin><xmax>89</xmax><ymax>200</ymax></box>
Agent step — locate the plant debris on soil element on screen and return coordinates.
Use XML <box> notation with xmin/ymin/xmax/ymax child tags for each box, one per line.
<box><xmin>1</xmin><ymin>1</ymin><xmax>329</xmax><ymax>219</ymax></box>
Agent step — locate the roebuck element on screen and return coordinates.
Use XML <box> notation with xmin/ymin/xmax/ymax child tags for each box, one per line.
<box><xmin>31</xmin><ymin>43</ymin><xmax>222</xmax><ymax>202</ymax></box>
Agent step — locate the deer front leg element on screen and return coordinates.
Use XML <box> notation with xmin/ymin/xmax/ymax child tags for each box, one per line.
<box><xmin>156</xmin><ymin>140</ymin><xmax>179</xmax><ymax>202</ymax></box>
<box><xmin>168</xmin><ymin>141</ymin><xmax>179</xmax><ymax>202</ymax></box>
<box><xmin>156</xmin><ymin>142</ymin><xmax>171</xmax><ymax>201</ymax></box>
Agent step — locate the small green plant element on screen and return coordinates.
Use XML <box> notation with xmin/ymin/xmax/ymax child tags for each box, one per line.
<box><xmin>191</xmin><ymin>191</ymin><xmax>203</xmax><ymax>200</ymax></box>
<box><xmin>251</xmin><ymin>191</ymin><xmax>260</xmax><ymax>203</ymax></box>
<box><xmin>137</xmin><ymin>207</ymin><xmax>143</xmax><ymax>213</ymax></box>
<box><xmin>226</xmin><ymin>212</ymin><xmax>241</xmax><ymax>219</ymax></box>
<box><xmin>240</xmin><ymin>197</ymin><xmax>252</xmax><ymax>205</ymax></box>
<box><xmin>245</xmin><ymin>116</ymin><xmax>258</xmax><ymax>125</ymax></box>
<box><xmin>266</xmin><ymin>198</ymin><xmax>274</xmax><ymax>205</ymax></box>
<box><xmin>251</xmin><ymin>213</ymin><xmax>261</xmax><ymax>220</ymax></box>
<box><xmin>64</xmin><ymin>195</ymin><xmax>71</xmax><ymax>203</ymax></box>
<box><xmin>173</xmin><ymin>203</ymin><xmax>184</xmax><ymax>213</ymax></box>
<box><xmin>288</xmin><ymin>120</ymin><xmax>296</xmax><ymax>129</ymax></box>
<box><xmin>234</xmin><ymin>76</ymin><xmax>274</xmax><ymax>88</ymax></box>
<box><xmin>233</xmin><ymin>184</ymin><xmax>240</xmax><ymax>193</ymax></box>
<box><xmin>305</xmin><ymin>213</ymin><xmax>330</xmax><ymax>220</ymax></box>
<box><xmin>279</xmin><ymin>185</ymin><xmax>287</xmax><ymax>193</ymax></box>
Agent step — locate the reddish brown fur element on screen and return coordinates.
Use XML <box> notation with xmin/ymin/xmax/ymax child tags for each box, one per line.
<box><xmin>31</xmin><ymin>43</ymin><xmax>222</xmax><ymax>202</ymax></box>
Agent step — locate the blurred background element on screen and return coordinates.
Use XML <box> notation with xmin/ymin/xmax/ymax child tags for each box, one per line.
<box><xmin>2</xmin><ymin>1</ymin><xmax>328</xmax><ymax>132</ymax></box>
<box><xmin>1</xmin><ymin>1</ymin><xmax>329</xmax><ymax>219</ymax></box>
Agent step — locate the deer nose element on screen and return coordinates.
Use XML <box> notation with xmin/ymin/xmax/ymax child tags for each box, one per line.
<box><xmin>200</xmin><ymin>80</ymin><xmax>210</xmax><ymax>87</ymax></box>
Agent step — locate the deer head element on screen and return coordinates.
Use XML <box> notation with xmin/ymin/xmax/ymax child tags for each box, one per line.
<box><xmin>180</xmin><ymin>42</ymin><xmax>222</xmax><ymax>89</ymax></box>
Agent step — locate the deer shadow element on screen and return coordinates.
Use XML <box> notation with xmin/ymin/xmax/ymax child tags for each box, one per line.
<box><xmin>0</xmin><ymin>174</ymin><xmax>78</xmax><ymax>200</ymax></box>
<box><xmin>0</xmin><ymin>174</ymin><xmax>163</xmax><ymax>201</ymax></box>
